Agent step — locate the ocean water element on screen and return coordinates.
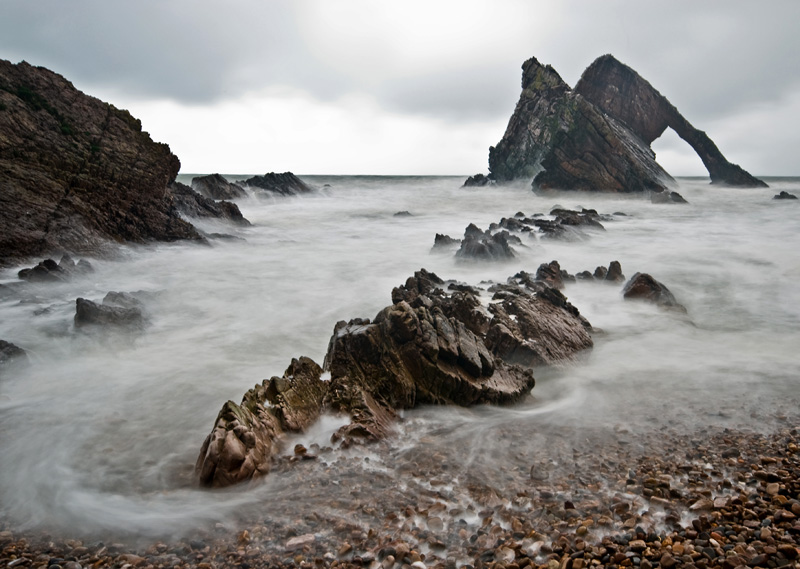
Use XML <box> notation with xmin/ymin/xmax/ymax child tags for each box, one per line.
<box><xmin>0</xmin><ymin>176</ymin><xmax>798</xmax><ymax>542</ymax></box>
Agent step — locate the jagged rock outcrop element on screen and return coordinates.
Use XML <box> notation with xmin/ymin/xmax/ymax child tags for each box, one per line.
<box><xmin>485</xmin><ymin>283</ymin><xmax>593</xmax><ymax>368</ymax></box>
<box><xmin>488</xmin><ymin>55</ymin><xmax>766</xmax><ymax>191</ymax></box>
<box><xmin>431</xmin><ymin>234</ymin><xmax>461</xmax><ymax>250</ymax></box>
<box><xmin>774</xmin><ymin>191</ymin><xmax>797</xmax><ymax>200</ymax></box>
<box><xmin>195</xmin><ymin>357</ymin><xmax>325</xmax><ymax>488</ymax></box>
<box><xmin>168</xmin><ymin>182</ymin><xmax>250</xmax><ymax>226</ymax></box>
<box><xmin>191</xmin><ymin>174</ymin><xmax>247</xmax><ymax>201</ymax></box>
<box><xmin>17</xmin><ymin>254</ymin><xmax>93</xmax><ymax>282</ymax></box>
<box><xmin>196</xmin><ymin>269</ymin><xmax>595</xmax><ymax>488</ymax></box>
<box><xmin>242</xmin><ymin>172</ymin><xmax>313</xmax><ymax>196</ymax></box>
<box><xmin>0</xmin><ymin>59</ymin><xmax>203</xmax><ymax>267</ymax></box>
<box><xmin>622</xmin><ymin>272</ymin><xmax>687</xmax><ymax>312</ymax></box>
<box><xmin>455</xmin><ymin>223</ymin><xmax>518</xmax><ymax>261</ymax></box>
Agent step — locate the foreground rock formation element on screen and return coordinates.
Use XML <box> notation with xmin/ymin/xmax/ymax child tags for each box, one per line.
<box><xmin>487</xmin><ymin>54</ymin><xmax>766</xmax><ymax>191</ymax></box>
<box><xmin>0</xmin><ymin>59</ymin><xmax>207</xmax><ymax>266</ymax></box>
<box><xmin>196</xmin><ymin>269</ymin><xmax>594</xmax><ymax>487</ymax></box>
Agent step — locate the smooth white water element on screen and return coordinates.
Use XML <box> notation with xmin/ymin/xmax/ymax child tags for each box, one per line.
<box><xmin>0</xmin><ymin>176</ymin><xmax>798</xmax><ymax>541</ymax></box>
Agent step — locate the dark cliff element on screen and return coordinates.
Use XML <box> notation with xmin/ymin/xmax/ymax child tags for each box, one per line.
<box><xmin>488</xmin><ymin>55</ymin><xmax>766</xmax><ymax>191</ymax></box>
<box><xmin>0</xmin><ymin>59</ymin><xmax>202</xmax><ymax>266</ymax></box>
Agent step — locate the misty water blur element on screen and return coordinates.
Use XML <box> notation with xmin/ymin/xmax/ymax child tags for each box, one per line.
<box><xmin>0</xmin><ymin>176</ymin><xmax>798</xmax><ymax>541</ymax></box>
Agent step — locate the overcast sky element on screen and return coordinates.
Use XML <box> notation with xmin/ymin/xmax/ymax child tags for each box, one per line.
<box><xmin>1</xmin><ymin>1</ymin><xmax>799</xmax><ymax>175</ymax></box>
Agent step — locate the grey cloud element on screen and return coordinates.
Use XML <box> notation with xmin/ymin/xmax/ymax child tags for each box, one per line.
<box><xmin>0</xmin><ymin>0</ymin><xmax>345</xmax><ymax>103</ymax></box>
<box><xmin>376</xmin><ymin>63</ymin><xmax>521</xmax><ymax>122</ymax></box>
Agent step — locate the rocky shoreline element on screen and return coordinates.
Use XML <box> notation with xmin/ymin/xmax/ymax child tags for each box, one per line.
<box><xmin>1</xmin><ymin>424</ymin><xmax>798</xmax><ymax>569</ymax></box>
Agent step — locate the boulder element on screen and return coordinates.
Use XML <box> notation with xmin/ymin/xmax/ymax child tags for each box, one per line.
<box><xmin>488</xmin><ymin>54</ymin><xmax>766</xmax><ymax>191</ymax></box>
<box><xmin>168</xmin><ymin>182</ymin><xmax>250</xmax><ymax>226</ymax></box>
<box><xmin>622</xmin><ymin>272</ymin><xmax>687</xmax><ymax>312</ymax></box>
<box><xmin>463</xmin><ymin>173</ymin><xmax>493</xmax><ymax>187</ymax></box>
<box><xmin>74</xmin><ymin>297</ymin><xmax>144</xmax><ymax>329</ymax></box>
<box><xmin>0</xmin><ymin>340</ymin><xmax>28</xmax><ymax>372</ymax></box>
<box><xmin>0</xmin><ymin>59</ymin><xmax>202</xmax><ymax>267</ymax></box>
<box><xmin>651</xmin><ymin>190</ymin><xmax>688</xmax><ymax>204</ymax></box>
<box><xmin>774</xmin><ymin>191</ymin><xmax>798</xmax><ymax>200</ymax></box>
<box><xmin>605</xmin><ymin>260</ymin><xmax>625</xmax><ymax>284</ymax></box>
<box><xmin>102</xmin><ymin>291</ymin><xmax>145</xmax><ymax>310</ymax></box>
<box><xmin>242</xmin><ymin>172</ymin><xmax>313</xmax><ymax>196</ymax></box>
<box><xmin>191</xmin><ymin>174</ymin><xmax>247</xmax><ymax>201</ymax></box>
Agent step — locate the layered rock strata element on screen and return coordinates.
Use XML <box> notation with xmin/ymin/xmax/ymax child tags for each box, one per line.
<box><xmin>196</xmin><ymin>269</ymin><xmax>595</xmax><ymax>488</ymax></box>
<box><xmin>0</xmin><ymin>59</ymin><xmax>203</xmax><ymax>266</ymax></box>
<box><xmin>487</xmin><ymin>55</ymin><xmax>766</xmax><ymax>191</ymax></box>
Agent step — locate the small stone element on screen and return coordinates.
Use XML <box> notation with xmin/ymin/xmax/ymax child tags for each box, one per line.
<box><xmin>427</xmin><ymin>516</ymin><xmax>443</xmax><ymax>533</ymax></box>
<box><xmin>713</xmin><ymin>497</ymin><xmax>729</xmax><ymax>509</ymax></box>
<box><xmin>629</xmin><ymin>540</ymin><xmax>647</xmax><ymax>552</ymax></box>
<box><xmin>410</xmin><ymin>562</ymin><xmax>427</xmax><ymax>569</ymax></box>
<box><xmin>496</xmin><ymin>547</ymin><xmax>515</xmax><ymax>564</ymax></box>
<box><xmin>338</xmin><ymin>542</ymin><xmax>353</xmax><ymax>557</ymax></box>
<box><xmin>690</xmin><ymin>498</ymin><xmax>714</xmax><ymax>511</ymax></box>
<box><xmin>660</xmin><ymin>552</ymin><xmax>677</xmax><ymax>568</ymax></box>
<box><xmin>766</xmin><ymin>483</ymin><xmax>780</xmax><ymax>495</ymax></box>
<box><xmin>286</xmin><ymin>533</ymin><xmax>315</xmax><ymax>551</ymax></box>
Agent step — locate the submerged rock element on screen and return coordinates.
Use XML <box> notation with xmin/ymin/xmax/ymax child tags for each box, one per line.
<box><xmin>488</xmin><ymin>54</ymin><xmax>766</xmax><ymax>191</ymax></box>
<box><xmin>651</xmin><ymin>190</ymin><xmax>689</xmax><ymax>204</ymax></box>
<box><xmin>74</xmin><ymin>297</ymin><xmax>145</xmax><ymax>329</ymax></box>
<box><xmin>0</xmin><ymin>340</ymin><xmax>28</xmax><ymax>371</ymax></box>
<box><xmin>0</xmin><ymin>59</ymin><xmax>202</xmax><ymax>266</ymax></box>
<box><xmin>242</xmin><ymin>172</ymin><xmax>313</xmax><ymax>196</ymax></box>
<box><xmin>774</xmin><ymin>191</ymin><xmax>798</xmax><ymax>200</ymax></box>
<box><xmin>622</xmin><ymin>272</ymin><xmax>687</xmax><ymax>312</ymax></box>
<box><xmin>463</xmin><ymin>173</ymin><xmax>493</xmax><ymax>187</ymax></box>
<box><xmin>197</xmin><ymin>269</ymin><xmax>597</xmax><ymax>487</ymax></box>
<box><xmin>191</xmin><ymin>173</ymin><xmax>247</xmax><ymax>201</ymax></box>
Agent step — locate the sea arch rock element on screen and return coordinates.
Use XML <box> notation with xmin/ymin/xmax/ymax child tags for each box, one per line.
<box><xmin>488</xmin><ymin>55</ymin><xmax>766</xmax><ymax>191</ymax></box>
